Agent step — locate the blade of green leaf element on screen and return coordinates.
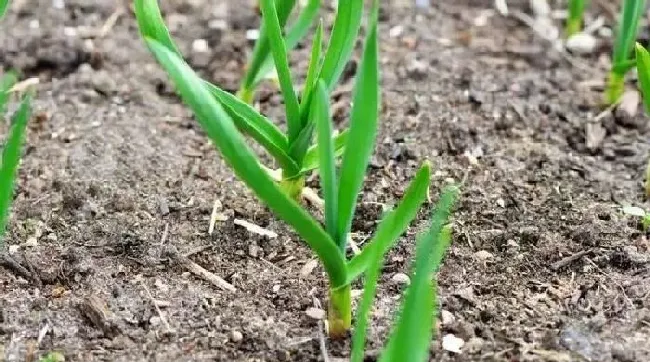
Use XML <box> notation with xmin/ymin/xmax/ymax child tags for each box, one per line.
<box><xmin>202</xmin><ymin>81</ymin><xmax>298</xmax><ymax>173</ymax></box>
<box><xmin>288</xmin><ymin>119</ymin><xmax>315</xmax><ymax>164</ymax></box>
<box><xmin>636</xmin><ymin>43</ymin><xmax>650</xmax><ymax>112</ymax></box>
<box><xmin>319</xmin><ymin>0</ymin><xmax>364</xmax><ymax>90</ymax></box>
<box><xmin>350</xmin><ymin>236</ymin><xmax>383</xmax><ymax>362</ymax></box>
<box><xmin>0</xmin><ymin>71</ymin><xmax>18</xmax><ymax>116</ymax></box>
<box><xmin>565</xmin><ymin>0</ymin><xmax>587</xmax><ymax>37</ymax></box>
<box><xmin>259</xmin><ymin>0</ymin><xmax>302</xmax><ymax>144</ymax></box>
<box><xmin>253</xmin><ymin>0</ymin><xmax>321</xmax><ymax>87</ymax></box>
<box><xmin>612</xmin><ymin>0</ymin><xmax>646</xmax><ymax>67</ymax></box>
<box><xmin>132</xmin><ymin>0</ymin><xmax>293</xmax><ymax>170</ymax></box>
<box><xmin>612</xmin><ymin>58</ymin><xmax>637</xmax><ymax>74</ymax></box>
<box><xmin>336</xmin><ymin>3</ymin><xmax>379</xmax><ymax>248</ymax></box>
<box><xmin>300</xmin><ymin>19</ymin><xmax>324</xmax><ymax>111</ymax></box>
<box><xmin>144</xmin><ymin>38</ymin><xmax>348</xmax><ymax>287</ymax></box>
<box><xmin>346</xmin><ymin>163</ymin><xmax>431</xmax><ymax>283</ymax></box>
<box><xmin>379</xmin><ymin>186</ymin><xmax>458</xmax><ymax>362</ymax></box>
<box><xmin>301</xmin><ymin>128</ymin><xmax>348</xmax><ymax>174</ymax></box>
<box><xmin>0</xmin><ymin>0</ymin><xmax>9</xmax><ymax>20</ymax></box>
<box><xmin>313</xmin><ymin>79</ymin><xmax>338</xmax><ymax>238</ymax></box>
<box><xmin>0</xmin><ymin>94</ymin><xmax>31</xmax><ymax>244</ymax></box>
<box><xmin>134</xmin><ymin>0</ymin><xmax>182</xmax><ymax>57</ymax></box>
<box><xmin>241</xmin><ymin>0</ymin><xmax>299</xmax><ymax>93</ymax></box>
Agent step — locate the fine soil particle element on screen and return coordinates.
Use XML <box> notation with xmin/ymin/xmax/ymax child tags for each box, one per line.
<box><xmin>1</xmin><ymin>0</ymin><xmax>650</xmax><ymax>361</ymax></box>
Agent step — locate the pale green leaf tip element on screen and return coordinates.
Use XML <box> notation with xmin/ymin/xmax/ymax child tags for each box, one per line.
<box><xmin>636</xmin><ymin>42</ymin><xmax>644</xmax><ymax>53</ymax></box>
<box><xmin>421</xmin><ymin>160</ymin><xmax>432</xmax><ymax>171</ymax></box>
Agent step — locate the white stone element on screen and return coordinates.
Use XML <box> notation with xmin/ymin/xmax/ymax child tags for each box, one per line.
<box><xmin>442</xmin><ymin>333</ymin><xmax>465</xmax><ymax>354</ymax></box>
<box><xmin>566</xmin><ymin>33</ymin><xmax>598</xmax><ymax>55</ymax></box>
<box><xmin>192</xmin><ymin>39</ymin><xmax>209</xmax><ymax>53</ymax></box>
<box><xmin>391</xmin><ymin>273</ymin><xmax>411</xmax><ymax>285</ymax></box>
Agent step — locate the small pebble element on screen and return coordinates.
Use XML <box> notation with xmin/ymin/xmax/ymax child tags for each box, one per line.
<box><xmin>442</xmin><ymin>333</ymin><xmax>465</xmax><ymax>353</ymax></box>
<box><xmin>391</xmin><ymin>273</ymin><xmax>411</xmax><ymax>285</ymax></box>
<box><xmin>406</xmin><ymin>58</ymin><xmax>428</xmax><ymax>80</ymax></box>
<box><xmin>230</xmin><ymin>330</ymin><xmax>243</xmax><ymax>342</ymax></box>
<box><xmin>441</xmin><ymin>310</ymin><xmax>455</xmax><ymax>325</ymax></box>
<box><xmin>506</xmin><ymin>239</ymin><xmax>520</xmax><ymax>253</ymax></box>
<box><xmin>389</xmin><ymin>25</ymin><xmax>403</xmax><ymax>38</ymax></box>
<box><xmin>246</xmin><ymin>29</ymin><xmax>260</xmax><ymax>41</ymax></box>
<box><xmin>248</xmin><ymin>244</ymin><xmax>259</xmax><ymax>258</ymax></box>
<box><xmin>566</xmin><ymin>33</ymin><xmax>598</xmax><ymax>55</ymax></box>
<box><xmin>473</xmin><ymin>250</ymin><xmax>494</xmax><ymax>261</ymax></box>
<box><xmin>464</xmin><ymin>337</ymin><xmax>484</xmax><ymax>354</ymax></box>
<box><xmin>150</xmin><ymin>316</ymin><xmax>162</xmax><ymax>327</ymax></box>
<box><xmin>305</xmin><ymin>307</ymin><xmax>326</xmax><ymax>320</ymax></box>
<box><xmin>615</xmin><ymin>89</ymin><xmax>640</xmax><ymax>125</ymax></box>
<box><xmin>154</xmin><ymin>279</ymin><xmax>169</xmax><ymax>293</ymax></box>
<box><xmin>192</xmin><ymin>39</ymin><xmax>209</xmax><ymax>53</ymax></box>
<box><xmin>208</xmin><ymin>19</ymin><xmax>228</xmax><ymax>30</ymax></box>
<box><xmin>53</xmin><ymin>0</ymin><xmax>65</xmax><ymax>9</ymax></box>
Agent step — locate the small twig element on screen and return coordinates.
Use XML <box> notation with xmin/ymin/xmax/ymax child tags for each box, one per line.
<box><xmin>98</xmin><ymin>8</ymin><xmax>124</xmax><ymax>38</ymax></box>
<box><xmin>317</xmin><ymin>321</ymin><xmax>331</xmax><ymax>362</ymax></box>
<box><xmin>209</xmin><ymin>199</ymin><xmax>223</xmax><ymax>235</ymax></box>
<box><xmin>159</xmin><ymin>223</ymin><xmax>169</xmax><ymax>245</ymax></box>
<box><xmin>168</xmin><ymin>248</ymin><xmax>236</xmax><ymax>292</ymax></box>
<box><xmin>8</xmin><ymin>77</ymin><xmax>39</xmax><ymax>93</ymax></box>
<box><xmin>37</xmin><ymin>322</ymin><xmax>50</xmax><ymax>346</ymax></box>
<box><xmin>234</xmin><ymin>219</ymin><xmax>278</xmax><ymax>238</ymax></box>
<box><xmin>141</xmin><ymin>281</ymin><xmax>174</xmax><ymax>334</ymax></box>
<box><xmin>302</xmin><ymin>187</ymin><xmax>324</xmax><ymax>209</ymax></box>
<box><xmin>551</xmin><ymin>249</ymin><xmax>593</xmax><ymax>270</ymax></box>
<box><xmin>183</xmin><ymin>245</ymin><xmax>212</xmax><ymax>258</ymax></box>
<box><xmin>0</xmin><ymin>252</ymin><xmax>32</xmax><ymax>280</ymax></box>
<box><xmin>77</xmin><ymin>295</ymin><xmax>120</xmax><ymax>337</ymax></box>
<box><xmin>347</xmin><ymin>235</ymin><xmax>361</xmax><ymax>255</ymax></box>
<box><xmin>592</xmin><ymin>100</ymin><xmax>620</xmax><ymax>123</ymax></box>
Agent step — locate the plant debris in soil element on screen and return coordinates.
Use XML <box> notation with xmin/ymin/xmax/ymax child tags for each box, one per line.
<box><xmin>1</xmin><ymin>0</ymin><xmax>650</xmax><ymax>361</ymax></box>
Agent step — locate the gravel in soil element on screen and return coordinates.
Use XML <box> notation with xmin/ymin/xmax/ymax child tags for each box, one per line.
<box><xmin>1</xmin><ymin>0</ymin><xmax>650</xmax><ymax>361</ymax></box>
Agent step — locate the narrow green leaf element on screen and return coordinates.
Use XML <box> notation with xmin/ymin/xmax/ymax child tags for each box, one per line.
<box><xmin>565</xmin><ymin>0</ymin><xmax>588</xmax><ymax>37</ymax></box>
<box><xmin>0</xmin><ymin>0</ymin><xmax>9</xmax><ymax>20</ymax></box>
<box><xmin>300</xmin><ymin>19</ymin><xmax>324</xmax><ymax>111</ymax></box>
<box><xmin>0</xmin><ymin>71</ymin><xmax>18</xmax><ymax>116</ymax></box>
<box><xmin>288</xmin><ymin>119</ymin><xmax>315</xmax><ymax>165</ymax></box>
<box><xmin>635</xmin><ymin>43</ymin><xmax>650</xmax><ymax>112</ymax></box>
<box><xmin>241</xmin><ymin>0</ymin><xmax>298</xmax><ymax>92</ymax></box>
<box><xmin>144</xmin><ymin>38</ymin><xmax>348</xmax><ymax>287</ymax></box>
<box><xmin>313</xmin><ymin>79</ymin><xmax>338</xmax><ymax>238</ymax></box>
<box><xmin>259</xmin><ymin>0</ymin><xmax>302</xmax><ymax>144</ymax></box>
<box><xmin>350</xmin><ymin>237</ymin><xmax>383</xmax><ymax>362</ymax></box>
<box><xmin>319</xmin><ymin>0</ymin><xmax>364</xmax><ymax>90</ymax></box>
<box><xmin>132</xmin><ymin>0</ymin><xmax>296</xmax><ymax>171</ymax></box>
<box><xmin>612</xmin><ymin>0</ymin><xmax>646</xmax><ymax>68</ymax></box>
<box><xmin>203</xmin><ymin>81</ymin><xmax>298</xmax><ymax>173</ymax></box>
<box><xmin>203</xmin><ymin>81</ymin><xmax>287</xmax><ymax>148</ymax></box>
<box><xmin>301</xmin><ymin>128</ymin><xmax>348</xmax><ymax>174</ymax></box>
<box><xmin>381</xmin><ymin>281</ymin><xmax>433</xmax><ymax>362</ymax></box>
<box><xmin>134</xmin><ymin>0</ymin><xmax>182</xmax><ymax>57</ymax></box>
<box><xmin>254</xmin><ymin>0</ymin><xmax>322</xmax><ymax>87</ymax></box>
<box><xmin>346</xmin><ymin>163</ymin><xmax>431</xmax><ymax>283</ymax></box>
<box><xmin>0</xmin><ymin>94</ymin><xmax>31</xmax><ymax>244</ymax></box>
<box><xmin>336</xmin><ymin>4</ymin><xmax>379</xmax><ymax>247</ymax></box>
<box><xmin>379</xmin><ymin>187</ymin><xmax>458</xmax><ymax>362</ymax></box>
<box><xmin>612</xmin><ymin>58</ymin><xmax>637</xmax><ymax>74</ymax></box>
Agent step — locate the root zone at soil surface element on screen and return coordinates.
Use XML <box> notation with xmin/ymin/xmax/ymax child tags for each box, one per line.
<box><xmin>1</xmin><ymin>0</ymin><xmax>649</xmax><ymax>361</ymax></box>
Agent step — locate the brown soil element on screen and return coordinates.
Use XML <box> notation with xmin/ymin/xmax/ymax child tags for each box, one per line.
<box><xmin>1</xmin><ymin>0</ymin><xmax>650</xmax><ymax>361</ymax></box>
